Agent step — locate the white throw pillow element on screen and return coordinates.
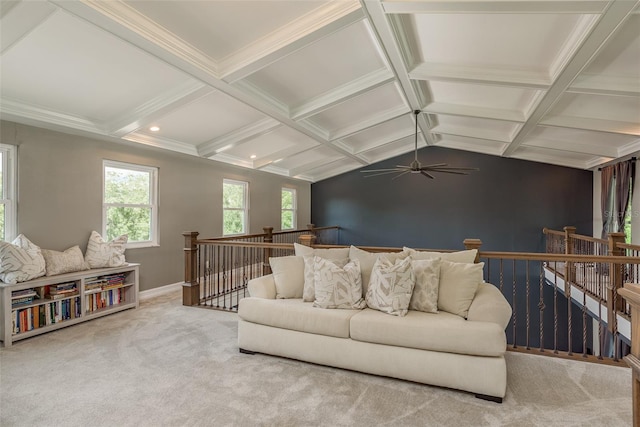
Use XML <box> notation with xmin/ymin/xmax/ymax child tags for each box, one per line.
<box><xmin>84</xmin><ymin>231</ymin><xmax>128</xmax><ymax>268</ymax></box>
<box><xmin>313</xmin><ymin>257</ymin><xmax>365</xmax><ymax>309</ymax></box>
<box><xmin>404</xmin><ymin>247</ymin><xmax>477</xmax><ymax>264</ymax></box>
<box><xmin>42</xmin><ymin>246</ymin><xmax>89</xmax><ymax>276</ymax></box>
<box><xmin>303</xmin><ymin>256</ymin><xmax>349</xmax><ymax>302</ymax></box>
<box><xmin>269</xmin><ymin>256</ymin><xmax>304</xmax><ymax>299</ymax></box>
<box><xmin>0</xmin><ymin>234</ymin><xmax>46</xmax><ymax>284</ymax></box>
<box><xmin>438</xmin><ymin>260</ymin><xmax>484</xmax><ymax>318</ymax></box>
<box><xmin>296</xmin><ymin>243</ymin><xmax>350</xmax><ymax>302</ymax></box>
<box><xmin>366</xmin><ymin>256</ymin><xmax>415</xmax><ymax>317</ymax></box>
<box><xmin>409</xmin><ymin>258</ymin><xmax>441</xmax><ymax>313</ymax></box>
<box><xmin>348</xmin><ymin>246</ymin><xmax>408</xmax><ymax>295</ymax></box>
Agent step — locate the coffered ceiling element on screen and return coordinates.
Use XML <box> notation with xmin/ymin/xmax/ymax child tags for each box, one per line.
<box><xmin>1</xmin><ymin>1</ymin><xmax>639</xmax><ymax>182</ymax></box>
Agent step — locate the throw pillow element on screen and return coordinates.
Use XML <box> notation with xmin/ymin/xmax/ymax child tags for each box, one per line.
<box><xmin>269</xmin><ymin>255</ymin><xmax>304</xmax><ymax>299</ymax></box>
<box><xmin>438</xmin><ymin>260</ymin><xmax>484</xmax><ymax>318</ymax></box>
<box><xmin>365</xmin><ymin>256</ymin><xmax>415</xmax><ymax>317</ymax></box>
<box><xmin>404</xmin><ymin>247</ymin><xmax>478</xmax><ymax>264</ymax></box>
<box><xmin>0</xmin><ymin>234</ymin><xmax>46</xmax><ymax>284</ymax></box>
<box><xmin>409</xmin><ymin>258</ymin><xmax>441</xmax><ymax>313</ymax></box>
<box><xmin>348</xmin><ymin>245</ymin><xmax>408</xmax><ymax>295</ymax></box>
<box><xmin>84</xmin><ymin>231</ymin><xmax>128</xmax><ymax>268</ymax></box>
<box><xmin>296</xmin><ymin>241</ymin><xmax>349</xmax><ymax>302</ymax></box>
<box><xmin>313</xmin><ymin>257</ymin><xmax>365</xmax><ymax>309</ymax></box>
<box><xmin>42</xmin><ymin>246</ymin><xmax>89</xmax><ymax>276</ymax></box>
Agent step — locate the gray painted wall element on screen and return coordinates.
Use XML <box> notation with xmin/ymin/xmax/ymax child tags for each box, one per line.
<box><xmin>1</xmin><ymin>121</ymin><xmax>310</xmax><ymax>291</ymax></box>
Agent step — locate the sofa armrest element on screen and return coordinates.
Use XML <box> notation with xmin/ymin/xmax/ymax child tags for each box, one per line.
<box><xmin>466</xmin><ymin>282</ymin><xmax>512</xmax><ymax>330</ymax></box>
<box><xmin>247</xmin><ymin>274</ymin><xmax>276</xmax><ymax>299</ymax></box>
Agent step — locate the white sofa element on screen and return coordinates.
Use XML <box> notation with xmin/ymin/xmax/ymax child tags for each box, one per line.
<box><xmin>238</xmin><ymin>271</ymin><xmax>512</xmax><ymax>402</ymax></box>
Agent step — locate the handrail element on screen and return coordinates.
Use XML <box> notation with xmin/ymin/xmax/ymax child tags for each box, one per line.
<box><xmin>542</xmin><ymin>227</ymin><xmax>565</xmax><ymax>237</ymax></box>
<box><xmin>616</xmin><ymin>241</ymin><xmax>640</xmax><ymax>251</ymax></box>
<box><xmin>568</xmin><ymin>233</ymin><xmax>608</xmax><ymax>244</ymax></box>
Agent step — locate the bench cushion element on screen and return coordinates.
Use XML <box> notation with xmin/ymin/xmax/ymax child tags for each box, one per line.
<box><xmin>350</xmin><ymin>308</ymin><xmax>506</xmax><ymax>357</ymax></box>
<box><xmin>238</xmin><ymin>297</ymin><xmax>362</xmax><ymax>338</ymax></box>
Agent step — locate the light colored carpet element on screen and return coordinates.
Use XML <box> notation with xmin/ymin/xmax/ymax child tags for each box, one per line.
<box><xmin>0</xmin><ymin>289</ymin><xmax>632</xmax><ymax>427</ymax></box>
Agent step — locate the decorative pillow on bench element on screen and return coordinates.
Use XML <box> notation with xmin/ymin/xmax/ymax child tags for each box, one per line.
<box><xmin>42</xmin><ymin>246</ymin><xmax>89</xmax><ymax>276</ymax></box>
<box><xmin>84</xmin><ymin>231</ymin><xmax>128</xmax><ymax>268</ymax></box>
<box><xmin>0</xmin><ymin>234</ymin><xmax>46</xmax><ymax>284</ymax></box>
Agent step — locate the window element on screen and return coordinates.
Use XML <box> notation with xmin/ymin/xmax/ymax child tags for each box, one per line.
<box><xmin>223</xmin><ymin>179</ymin><xmax>248</xmax><ymax>235</ymax></box>
<box><xmin>0</xmin><ymin>144</ymin><xmax>17</xmax><ymax>241</ymax></box>
<box><xmin>281</xmin><ymin>188</ymin><xmax>296</xmax><ymax>230</ymax></box>
<box><xmin>103</xmin><ymin>160</ymin><xmax>158</xmax><ymax>248</ymax></box>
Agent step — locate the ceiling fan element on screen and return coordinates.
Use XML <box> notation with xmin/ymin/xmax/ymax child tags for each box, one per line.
<box><xmin>361</xmin><ymin>110</ymin><xmax>479</xmax><ymax>180</ymax></box>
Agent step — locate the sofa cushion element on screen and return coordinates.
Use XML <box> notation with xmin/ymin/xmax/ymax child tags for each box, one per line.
<box><xmin>238</xmin><ymin>297</ymin><xmax>361</xmax><ymax>338</ymax></box>
<box><xmin>403</xmin><ymin>247</ymin><xmax>477</xmax><ymax>264</ymax></box>
<box><xmin>302</xmin><ymin>256</ymin><xmax>348</xmax><ymax>302</ymax></box>
<box><xmin>365</xmin><ymin>256</ymin><xmax>415</xmax><ymax>317</ymax></box>
<box><xmin>349</xmin><ymin>308</ymin><xmax>506</xmax><ymax>357</ymax></box>
<box><xmin>348</xmin><ymin>246</ymin><xmax>407</xmax><ymax>294</ymax></box>
<box><xmin>270</xmin><ymin>256</ymin><xmax>304</xmax><ymax>299</ymax></box>
<box><xmin>313</xmin><ymin>257</ymin><xmax>365</xmax><ymax>309</ymax></box>
<box><xmin>438</xmin><ymin>260</ymin><xmax>483</xmax><ymax>318</ymax></box>
<box><xmin>409</xmin><ymin>258</ymin><xmax>440</xmax><ymax>313</ymax></box>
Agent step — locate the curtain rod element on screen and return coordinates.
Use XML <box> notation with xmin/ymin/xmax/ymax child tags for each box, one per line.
<box><xmin>598</xmin><ymin>156</ymin><xmax>637</xmax><ymax>171</ymax></box>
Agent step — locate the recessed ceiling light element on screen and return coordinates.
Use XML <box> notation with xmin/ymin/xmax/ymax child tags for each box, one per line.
<box><xmin>250</xmin><ymin>155</ymin><xmax>257</xmax><ymax>159</ymax></box>
<box><xmin>149</xmin><ymin>126</ymin><xmax>160</xmax><ymax>132</ymax></box>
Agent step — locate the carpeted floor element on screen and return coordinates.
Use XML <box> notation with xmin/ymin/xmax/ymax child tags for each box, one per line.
<box><xmin>0</xmin><ymin>289</ymin><xmax>632</xmax><ymax>427</ymax></box>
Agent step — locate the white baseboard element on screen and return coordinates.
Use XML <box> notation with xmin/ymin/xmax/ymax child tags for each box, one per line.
<box><xmin>139</xmin><ymin>282</ymin><xmax>182</xmax><ymax>301</ymax></box>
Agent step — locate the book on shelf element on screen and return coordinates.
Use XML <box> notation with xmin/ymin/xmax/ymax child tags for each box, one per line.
<box><xmin>46</xmin><ymin>290</ymin><xmax>79</xmax><ymax>300</ymax></box>
<box><xmin>11</xmin><ymin>289</ymin><xmax>37</xmax><ymax>298</ymax></box>
<box><xmin>12</xmin><ymin>296</ymin><xmax>36</xmax><ymax>307</ymax></box>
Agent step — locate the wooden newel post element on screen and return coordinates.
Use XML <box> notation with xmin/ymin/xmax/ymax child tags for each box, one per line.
<box><xmin>564</xmin><ymin>226</ymin><xmax>577</xmax><ymax>293</ymax></box>
<box><xmin>463</xmin><ymin>239</ymin><xmax>482</xmax><ymax>263</ymax></box>
<box><xmin>263</xmin><ymin>227</ymin><xmax>273</xmax><ymax>276</ymax></box>
<box><xmin>618</xmin><ymin>283</ymin><xmax>640</xmax><ymax>427</ymax></box>
<box><xmin>182</xmin><ymin>231</ymin><xmax>199</xmax><ymax>306</ymax></box>
<box><xmin>608</xmin><ymin>232</ymin><xmax>626</xmax><ymax>331</ymax></box>
<box><xmin>299</xmin><ymin>234</ymin><xmax>316</xmax><ymax>247</ymax></box>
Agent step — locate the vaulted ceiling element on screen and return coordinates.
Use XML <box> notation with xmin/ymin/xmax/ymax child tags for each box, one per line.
<box><xmin>1</xmin><ymin>1</ymin><xmax>639</xmax><ymax>182</ymax></box>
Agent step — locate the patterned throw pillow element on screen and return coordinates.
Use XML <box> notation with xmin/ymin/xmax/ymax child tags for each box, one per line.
<box><xmin>84</xmin><ymin>231</ymin><xmax>128</xmax><ymax>268</ymax></box>
<box><xmin>42</xmin><ymin>246</ymin><xmax>89</xmax><ymax>276</ymax></box>
<box><xmin>303</xmin><ymin>256</ymin><xmax>349</xmax><ymax>302</ymax></box>
<box><xmin>366</xmin><ymin>256</ymin><xmax>415</xmax><ymax>317</ymax></box>
<box><xmin>0</xmin><ymin>234</ymin><xmax>46</xmax><ymax>284</ymax></box>
<box><xmin>409</xmin><ymin>258</ymin><xmax>441</xmax><ymax>313</ymax></box>
<box><xmin>313</xmin><ymin>257</ymin><xmax>365</xmax><ymax>309</ymax></box>
<box><xmin>438</xmin><ymin>260</ymin><xmax>484</xmax><ymax>318</ymax></box>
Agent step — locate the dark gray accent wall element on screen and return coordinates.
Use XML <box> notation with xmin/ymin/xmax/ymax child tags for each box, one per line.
<box><xmin>312</xmin><ymin>146</ymin><xmax>593</xmax><ymax>252</ymax></box>
<box><xmin>1</xmin><ymin>121</ymin><xmax>311</xmax><ymax>291</ymax></box>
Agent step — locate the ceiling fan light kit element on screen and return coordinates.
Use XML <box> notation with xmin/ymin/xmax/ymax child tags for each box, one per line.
<box><xmin>361</xmin><ymin>110</ymin><xmax>479</xmax><ymax>180</ymax></box>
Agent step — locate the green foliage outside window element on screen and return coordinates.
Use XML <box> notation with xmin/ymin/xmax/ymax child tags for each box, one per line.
<box><xmin>223</xmin><ymin>181</ymin><xmax>246</xmax><ymax>235</ymax></box>
<box><xmin>104</xmin><ymin>166</ymin><xmax>153</xmax><ymax>242</ymax></box>
<box><xmin>281</xmin><ymin>188</ymin><xmax>295</xmax><ymax>230</ymax></box>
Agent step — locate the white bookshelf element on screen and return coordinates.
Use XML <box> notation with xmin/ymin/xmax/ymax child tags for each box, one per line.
<box><xmin>0</xmin><ymin>263</ymin><xmax>139</xmax><ymax>347</ymax></box>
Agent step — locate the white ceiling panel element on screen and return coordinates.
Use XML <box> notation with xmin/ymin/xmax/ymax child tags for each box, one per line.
<box><xmin>1</xmin><ymin>0</ymin><xmax>638</xmax><ymax>181</ymax></box>
<box><xmin>241</xmin><ymin>20</ymin><xmax>387</xmax><ymax>107</ymax></box>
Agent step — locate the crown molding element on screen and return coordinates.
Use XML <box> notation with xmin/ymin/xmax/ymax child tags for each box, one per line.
<box><xmin>380</xmin><ymin>1</ymin><xmax>609</xmax><ymax>14</ymax></box>
<box><xmin>123</xmin><ymin>133</ymin><xmax>198</xmax><ymax>157</ymax></box>
<box><xmin>0</xmin><ymin>99</ymin><xmax>105</xmax><ymax>134</ymax></box>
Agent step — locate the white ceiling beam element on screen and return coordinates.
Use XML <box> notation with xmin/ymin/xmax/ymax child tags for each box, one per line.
<box><xmin>540</xmin><ymin>115</ymin><xmax>640</xmax><ymax>136</ymax></box>
<box><xmin>196</xmin><ymin>118</ymin><xmax>281</xmax><ymax>158</ymax></box>
<box><xmin>253</xmin><ymin>144</ymin><xmax>319</xmax><ymax>170</ymax></box>
<box><xmin>437</xmin><ymin>138</ymin><xmax>506</xmax><ymax>156</ymax></box>
<box><xmin>288</xmin><ymin>156</ymin><xmax>345</xmax><ymax>178</ymax></box>
<box><xmin>502</xmin><ymin>0</ymin><xmax>640</xmax><ymax>157</ymax></box>
<box><xmin>221</xmin><ymin>3</ymin><xmax>364</xmax><ymax>83</ymax></box>
<box><xmin>108</xmin><ymin>81</ymin><xmax>212</xmax><ymax>137</ymax></box>
<box><xmin>1</xmin><ymin>0</ymin><xmax>57</xmax><ymax>54</ymax></box>
<box><xmin>410</xmin><ymin>62</ymin><xmax>551</xmax><ymax>89</ymax></box>
<box><xmin>521</xmin><ymin>138</ymin><xmax>620</xmax><ymax>158</ymax></box>
<box><xmin>290</xmin><ymin>69</ymin><xmax>395</xmax><ymax>120</ymax></box>
<box><xmin>123</xmin><ymin>133</ymin><xmax>199</xmax><ymax>157</ymax></box>
<box><xmin>432</xmin><ymin>124</ymin><xmax>518</xmax><ymax>144</ymax></box>
<box><xmin>341</xmin><ymin>128</ymin><xmax>415</xmax><ymax>155</ymax></box>
<box><xmin>380</xmin><ymin>1</ymin><xmax>609</xmax><ymax>14</ymax></box>
<box><xmin>329</xmin><ymin>104</ymin><xmax>410</xmax><ymax>140</ymax></box>
<box><xmin>510</xmin><ymin>151</ymin><xmax>590</xmax><ymax>169</ymax></box>
<box><xmin>568</xmin><ymin>74</ymin><xmax>640</xmax><ymax>97</ymax></box>
<box><xmin>55</xmin><ymin>0</ymin><xmax>369</xmax><ymax>167</ymax></box>
<box><xmin>361</xmin><ymin>0</ymin><xmax>435</xmax><ymax>146</ymax></box>
<box><xmin>617</xmin><ymin>139</ymin><xmax>640</xmax><ymax>157</ymax></box>
<box><xmin>423</xmin><ymin>102</ymin><xmax>526</xmax><ymax>123</ymax></box>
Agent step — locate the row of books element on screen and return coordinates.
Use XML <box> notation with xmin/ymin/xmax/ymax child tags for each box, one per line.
<box><xmin>12</xmin><ymin>297</ymin><xmax>81</xmax><ymax>335</ymax></box>
<box><xmin>85</xmin><ymin>273</ymin><xmax>127</xmax><ymax>291</ymax></box>
<box><xmin>11</xmin><ymin>288</ymin><xmax>37</xmax><ymax>307</ymax></box>
<box><xmin>86</xmin><ymin>288</ymin><xmax>125</xmax><ymax>313</ymax></box>
<box><xmin>46</xmin><ymin>281</ymin><xmax>79</xmax><ymax>299</ymax></box>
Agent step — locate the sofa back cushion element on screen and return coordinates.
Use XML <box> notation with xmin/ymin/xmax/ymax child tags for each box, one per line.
<box><xmin>270</xmin><ymin>255</ymin><xmax>305</xmax><ymax>299</ymax></box>
<box><xmin>403</xmin><ymin>247</ymin><xmax>477</xmax><ymax>264</ymax></box>
<box><xmin>437</xmin><ymin>260</ymin><xmax>484</xmax><ymax>318</ymax></box>
<box><xmin>349</xmin><ymin>246</ymin><xmax>407</xmax><ymax>295</ymax></box>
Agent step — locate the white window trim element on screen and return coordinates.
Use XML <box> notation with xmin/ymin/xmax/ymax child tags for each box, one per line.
<box><xmin>0</xmin><ymin>144</ymin><xmax>17</xmax><ymax>242</ymax></box>
<box><xmin>281</xmin><ymin>187</ymin><xmax>297</xmax><ymax>230</ymax></box>
<box><xmin>223</xmin><ymin>179</ymin><xmax>249</xmax><ymax>236</ymax></box>
<box><xmin>102</xmin><ymin>160</ymin><xmax>159</xmax><ymax>249</ymax></box>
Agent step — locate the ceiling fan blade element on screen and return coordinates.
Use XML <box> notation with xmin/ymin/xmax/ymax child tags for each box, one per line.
<box><xmin>423</xmin><ymin>169</ymin><xmax>473</xmax><ymax>175</ymax></box>
<box><xmin>361</xmin><ymin>168</ymin><xmax>404</xmax><ymax>173</ymax></box>
<box><xmin>420</xmin><ymin>171</ymin><xmax>435</xmax><ymax>179</ymax></box>
<box><xmin>429</xmin><ymin>166</ymin><xmax>480</xmax><ymax>172</ymax></box>
<box><xmin>391</xmin><ymin>170</ymin><xmax>412</xmax><ymax>180</ymax></box>
<box><xmin>362</xmin><ymin>169</ymin><xmax>406</xmax><ymax>178</ymax></box>
<box><xmin>395</xmin><ymin>165</ymin><xmax>412</xmax><ymax>169</ymax></box>
<box><xmin>423</xmin><ymin>163</ymin><xmax>448</xmax><ymax>168</ymax></box>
